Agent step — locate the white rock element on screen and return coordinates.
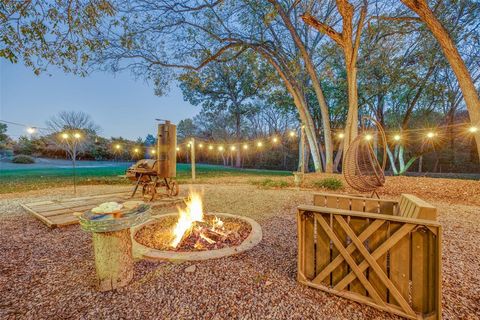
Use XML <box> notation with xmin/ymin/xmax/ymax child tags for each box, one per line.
<box><xmin>184</xmin><ymin>265</ymin><xmax>196</xmax><ymax>273</ymax></box>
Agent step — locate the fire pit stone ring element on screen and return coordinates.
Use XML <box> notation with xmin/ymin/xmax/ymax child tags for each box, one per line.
<box><xmin>131</xmin><ymin>212</ymin><xmax>262</xmax><ymax>261</ymax></box>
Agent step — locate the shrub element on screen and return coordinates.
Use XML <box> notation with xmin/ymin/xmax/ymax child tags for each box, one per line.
<box><xmin>313</xmin><ymin>178</ymin><xmax>343</xmax><ymax>190</ymax></box>
<box><xmin>12</xmin><ymin>154</ymin><xmax>35</xmax><ymax>164</ymax></box>
<box><xmin>251</xmin><ymin>178</ymin><xmax>290</xmax><ymax>188</ymax></box>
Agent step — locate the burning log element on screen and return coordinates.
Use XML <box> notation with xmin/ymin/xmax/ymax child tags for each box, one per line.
<box><xmin>175</xmin><ymin>220</ymin><xmax>230</xmax><ymax>250</ymax></box>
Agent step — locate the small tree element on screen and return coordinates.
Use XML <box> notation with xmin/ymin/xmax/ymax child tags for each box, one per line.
<box><xmin>46</xmin><ymin>111</ymin><xmax>100</xmax><ymax>194</ymax></box>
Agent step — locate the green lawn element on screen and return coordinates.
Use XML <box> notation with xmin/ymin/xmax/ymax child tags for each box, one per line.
<box><xmin>0</xmin><ymin>163</ymin><xmax>290</xmax><ymax>194</ymax></box>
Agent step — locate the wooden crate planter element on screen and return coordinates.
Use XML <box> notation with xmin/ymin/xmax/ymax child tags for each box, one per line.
<box><xmin>298</xmin><ymin>193</ymin><xmax>442</xmax><ymax>320</ymax></box>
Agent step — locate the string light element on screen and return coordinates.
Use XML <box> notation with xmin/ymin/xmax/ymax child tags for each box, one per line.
<box><xmin>73</xmin><ymin>132</ymin><xmax>81</xmax><ymax>139</ymax></box>
<box><xmin>230</xmin><ymin>145</ymin><xmax>236</xmax><ymax>151</ymax></box>
<box><xmin>272</xmin><ymin>137</ymin><xmax>278</xmax><ymax>143</ymax></box>
<box><xmin>257</xmin><ymin>141</ymin><xmax>263</xmax><ymax>147</ymax></box>
<box><xmin>115</xmin><ymin>144</ymin><xmax>121</xmax><ymax>150</ymax></box>
<box><xmin>289</xmin><ymin>131</ymin><xmax>296</xmax><ymax>137</ymax></box>
<box><xmin>61</xmin><ymin>133</ymin><xmax>69</xmax><ymax>139</ymax></box>
<box><xmin>176</xmin><ymin>147</ymin><xmax>180</xmax><ymax>151</ymax></box>
<box><xmin>134</xmin><ymin>148</ymin><xmax>139</xmax><ymax>153</ymax></box>
<box><xmin>365</xmin><ymin>134</ymin><xmax>373</xmax><ymax>141</ymax></box>
<box><xmin>393</xmin><ymin>134</ymin><xmax>401</xmax><ymax>142</ymax></box>
<box><xmin>150</xmin><ymin>149</ymin><xmax>156</xmax><ymax>154</ymax></box>
<box><xmin>199</xmin><ymin>143</ymin><xmax>204</xmax><ymax>148</ymax></box>
<box><xmin>469</xmin><ymin>126</ymin><xmax>478</xmax><ymax>133</ymax></box>
<box><xmin>218</xmin><ymin>145</ymin><xmax>224</xmax><ymax>151</ymax></box>
<box><xmin>187</xmin><ymin>143</ymin><xmax>191</xmax><ymax>148</ymax></box>
<box><xmin>426</xmin><ymin>132</ymin><xmax>436</xmax><ymax>139</ymax></box>
<box><xmin>243</xmin><ymin>144</ymin><xmax>248</xmax><ymax>150</ymax></box>
<box><xmin>208</xmin><ymin>145</ymin><xmax>213</xmax><ymax>150</ymax></box>
<box><xmin>337</xmin><ymin>132</ymin><xmax>345</xmax><ymax>139</ymax></box>
<box><xmin>26</xmin><ymin>127</ymin><xmax>36</xmax><ymax>134</ymax></box>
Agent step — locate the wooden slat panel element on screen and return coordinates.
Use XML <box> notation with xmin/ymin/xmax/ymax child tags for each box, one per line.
<box><xmin>23</xmin><ymin>200</ymin><xmax>55</xmax><ymax>206</ymax></box>
<box><xmin>313</xmin><ymin>195</ymin><xmax>327</xmax><ymax>207</ymax></box>
<box><xmin>379</xmin><ymin>201</ymin><xmax>395</xmax><ymax>215</ymax></box>
<box><xmin>411</xmin><ymin>227</ymin><xmax>437</xmax><ymax>315</ymax></box>
<box><xmin>22</xmin><ymin>194</ymin><xmax>185</xmax><ymax>228</ymax></box>
<box><xmin>388</xmin><ymin>221</ymin><xmax>410</xmax><ymax>307</ymax></box>
<box><xmin>48</xmin><ymin>213</ymin><xmax>78</xmax><ymax>227</ymax></box>
<box><xmin>297</xmin><ymin>210</ymin><xmax>305</xmax><ymax>281</ymax></box>
<box><xmin>42</xmin><ymin>205</ymin><xmax>95</xmax><ymax>217</ymax></box>
<box><xmin>417</xmin><ymin>207</ymin><xmax>437</xmax><ymax>220</ymax></box>
<box><xmin>351</xmin><ymin>199</ymin><xmax>364</xmax><ymax>212</ymax></box>
<box><xmin>298</xmin><ymin>201</ymin><xmax>441</xmax><ymax>320</ymax></box>
<box><xmin>331</xmin><ymin>215</ymin><xmax>348</xmax><ymax>286</ymax></box>
<box><xmin>21</xmin><ymin>204</ymin><xmax>54</xmax><ymax>228</ymax></box>
<box><xmin>297</xmin><ymin>205</ymin><xmax>441</xmax><ymax>227</ymax></box>
<box><xmin>399</xmin><ymin>196</ymin><xmax>407</xmax><ymax>216</ymax></box>
<box><xmin>337</xmin><ymin>197</ymin><xmax>350</xmax><ymax>210</ymax></box>
<box><xmin>403</xmin><ymin>201</ymin><xmax>414</xmax><ymax>217</ymax></box>
<box><xmin>436</xmin><ymin>227</ymin><xmax>442</xmax><ymax>319</ymax></box>
<box><xmin>33</xmin><ymin>201</ymin><xmax>91</xmax><ymax>212</ymax></box>
<box><xmin>304</xmin><ymin>213</ymin><xmax>316</xmax><ymax>280</ymax></box>
<box><xmin>326</xmin><ymin>196</ymin><xmax>338</xmax><ymax>209</ymax></box>
<box><xmin>315</xmin><ymin>213</ymin><xmax>331</xmax><ymax>286</ymax></box>
<box><xmin>365</xmin><ymin>200</ymin><xmax>380</xmax><ymax>213</ymax></box>
<box><xmin>368</xmin><ymin>219</ymin><xmax>388</xmax><ymax>301</ymax></box>
<box><xmin>349</xmin><ymin>216</ymin><xmax>367</xmax><ymax>295</ymax></box>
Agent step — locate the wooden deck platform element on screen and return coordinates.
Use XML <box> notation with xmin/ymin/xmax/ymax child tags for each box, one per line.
<box><xmin>21</xmin><ymin>192</ymin><xmax>185</xmax><ymax>228</ymax></box>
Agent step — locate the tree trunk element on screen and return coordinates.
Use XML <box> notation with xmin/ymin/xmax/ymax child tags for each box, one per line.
<box><xmin>92</xmin><ymin>229</ymin><xmax>133</xmax><ymax>291</ymax></box>
<box><xmin>301</xmin><ymin>2</ymin><xmax>366</xmax><ymax>168</ymax></box>
<box><xmin>269</xmin><ymin>0</ymin><xmax>334</xmax><ymax>172</ymax></box>
<box><xmin>333</xmin><ymin>139</ymin><xmax>344</xmax><ymax>173</ymax></box>
<box><xmin>343</xmin><ymin>62</ymin><xmax>359</xmax><ymax>157</ymax></box>
<box><xmin>255</xmin><ymin>47</ymin><xmax>323</xmax><ymax>172</ymax></box>
<box><xmin>402</xmin><ymin>0</ymin><xmax>480</xmax><ymax>161</ymax></box>
<box><xmin>235</xmin><ymin>113</ymin><xmax>242</xmax><ymax>168</ymax></box>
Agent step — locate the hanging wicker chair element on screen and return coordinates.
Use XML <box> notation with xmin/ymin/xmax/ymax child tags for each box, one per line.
<box><xmin>343</xmin><ymin>117</ymin><xmax>387</xmax><ymax>196</ymax></box>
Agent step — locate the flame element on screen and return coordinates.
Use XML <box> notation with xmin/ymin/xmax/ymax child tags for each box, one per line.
<box><xmin>170</xmin><ymin>192</ymin><xmax>204</xmax><ymax>247</ymax></box>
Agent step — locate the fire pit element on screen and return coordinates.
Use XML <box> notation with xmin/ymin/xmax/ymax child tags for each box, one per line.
<box><xmin>132</xmin><ymin>192</ymin><xmax>262</xmax><ymax>261</ymax></box>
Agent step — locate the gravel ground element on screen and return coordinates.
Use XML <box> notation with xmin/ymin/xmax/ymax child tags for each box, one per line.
<box><xmin>0</xmin><ymin>183</ymin><xmax>479</xmax><ymax>319</ymax></box>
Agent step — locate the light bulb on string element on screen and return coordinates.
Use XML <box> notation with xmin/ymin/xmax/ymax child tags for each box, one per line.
<box><xmin>257</xmin><ymin>141</ymin><xmax>263</xmax><ymax>147</ymax></box>
<box><xmin>61</xmin><ymin>133</ymin><xmax>69</xmax><ymax>139</ymax></box>
<box><xmin>243</xmin><ymin>144</ymin><xmax>248</xmax><ymax>150</ymax></box>
<box><xmin>176</xmin><ymin>147</ymin><xmax>180</xmax><ymax>151</ymax></box>
<box><xmin>289</xmin><ymin>131</ymin><xmax>296</xmax><ymax>138</ymax></box>
<box><xmin>218</xmin><ymin>145</ymin><xmax>224</xmax><ymax>151</ymax></box>
<box><xmin>230</xmin><ymin>145</ymin><xmax>236</xmax><ymax>151</ymax></box>
<box><xmin>468</xmin><ymin>126</ymin><xmax>478</xmax><ymax>133</ymax></box>
<box><xmin>208</xmin><ymin>145</ymin><xmax>213</xmax><ymax>150</ymax></box>
<box><xmin>150</xmin><ymin>149</ymin><xmax>156</xmax><ymax>154</ymax></box>
<box><xmin>337</xmin><ymin>132</ymin><xmax>345</xmax><ymax>139</ymax></box>
<box><xmin>426</xmin><ymin>131</ymin><xmax>436</xmax><ymax>139</ymax></box>
<box><xmin>364</xmin><ymin>134</ymin><xmax>373</xmax><ymax>141</ymax></box>
<box><xmin>393</xmin><ymin>134</ymin><xmax>401</xmax><ymax>142</ymax></box>
<box><xmin>272</xmin><ymin>137</ymin><xmax>278</xmax><ymax>143</ymax></box>
<box><xmin>115</xmin><ymin>144</ymin><xmax>121</xmax><ymax>150</ymax></box>
<box><xmin>26</xmin><ymin>127</ymin><xmax>36</xmax><ymax>134</ymax></box>
<box><xmin>73</xmin><ymin>132</ymin><xmax>81</xmax><ymax>139</ymax></box>
<box><xmin>199</xmin><ymin>143</ymin><xmax>204</xmax><ymax>148</ymax></box>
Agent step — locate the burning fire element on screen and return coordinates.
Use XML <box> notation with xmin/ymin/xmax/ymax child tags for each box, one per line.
<box><xmin>170</xmin><ymin>191</ymin><xmax>225</xmax><ymax>248</ymax></box>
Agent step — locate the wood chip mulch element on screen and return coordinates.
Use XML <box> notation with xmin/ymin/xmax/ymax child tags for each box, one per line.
<box><xmin>0</xmin><ymin>183</ymin><xmax>479</xmax><ymax>319</ymax></box>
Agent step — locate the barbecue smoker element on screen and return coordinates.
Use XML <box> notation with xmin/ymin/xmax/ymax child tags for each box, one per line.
<box><xmin>126</xmin><ymin>120</ymin><xmax>179</xmax><ymax>201</ymax></box>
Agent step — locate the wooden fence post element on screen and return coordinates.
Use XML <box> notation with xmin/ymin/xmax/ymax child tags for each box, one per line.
<box><xmin>191</xmin><ymin>138</ymin><xmax>196</xmax><ymax>181</ymax></box>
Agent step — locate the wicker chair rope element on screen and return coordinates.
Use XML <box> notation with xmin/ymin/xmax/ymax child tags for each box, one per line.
<box><xmin>343</xmin><ymin>117</ymin><xmax>387</xmax><ymax>195</ymax></box>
